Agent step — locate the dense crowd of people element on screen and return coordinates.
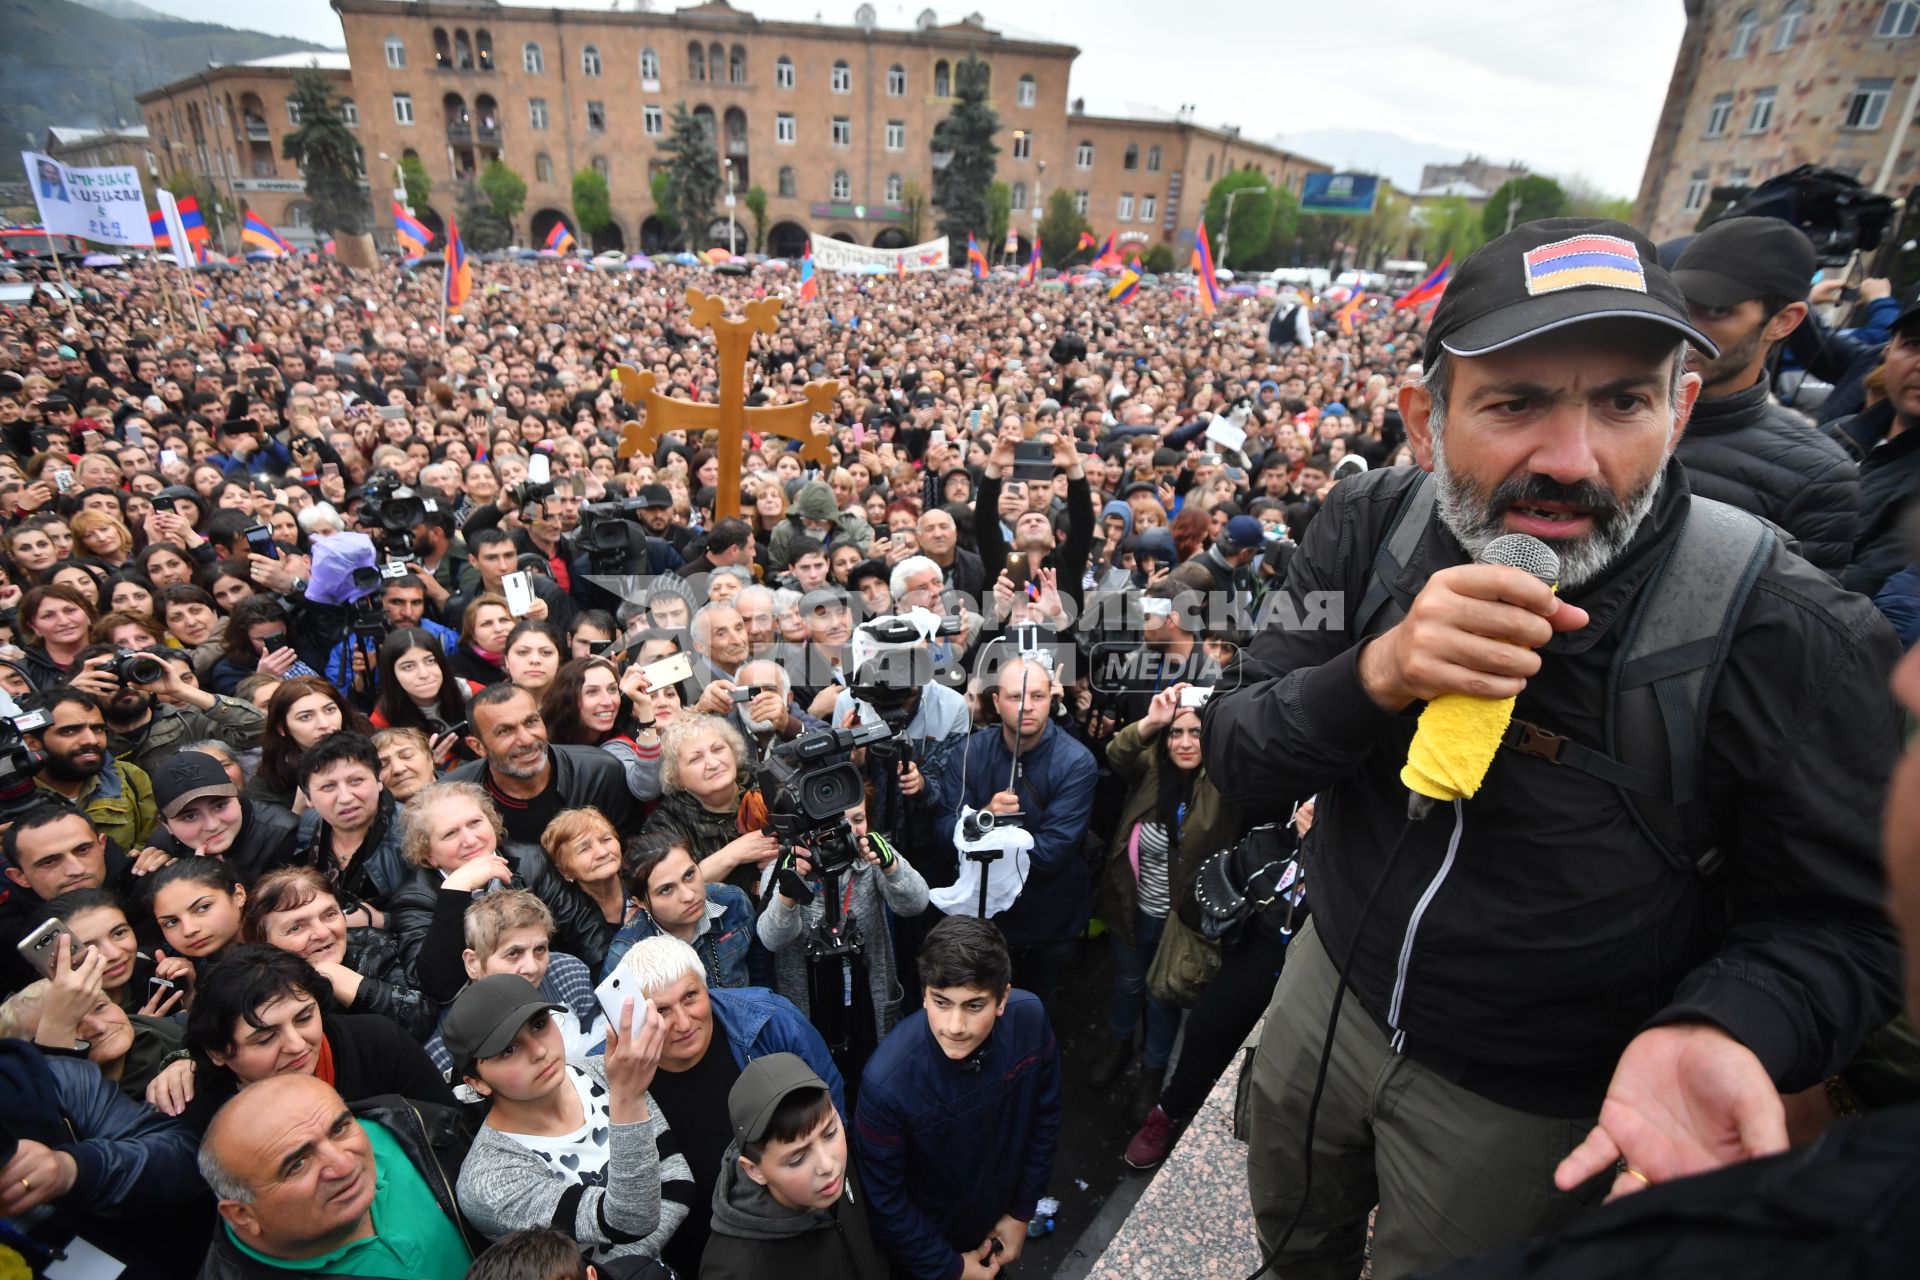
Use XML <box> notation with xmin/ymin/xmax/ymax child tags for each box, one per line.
<box><xmin>1</xmin><ymin>206</ymin><xmax>1918</xmax><ymax>1280</ymax></box>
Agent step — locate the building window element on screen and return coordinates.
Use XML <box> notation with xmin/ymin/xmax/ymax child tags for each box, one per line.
<box><xmin>776</xmin><ymin>112</ymin><xmax>795</xmax><ymax>143</ymax></box>
<box><xmin>1746</xmin><ymin>86</ymin><xmax>1776</xmax><ymax>132</ymax></box>
<box><xmin>1017</xmin><ymin>74</ymin><xmax>1036</xmax><ymax>107</ymax></box>
<box><xmin>581</xmin><ymin>45</ymin><xmax>601</xmax><ymax>77</ymax></box>
<box><xmin>641</xmin><ymin>47</ymin><xmax>659</xmax><ymax>84</ymax></box>
<box><xmin>384</xmin><ymin>36</ymin><xmax>405</xmax><ymax>69</ymax></box>
<box><xmin>287</xmin><ymin>99</ymin><xmax>302</xmax><ymax>124</ymax></box>
<box><xmin>528</xmin><ymin>98</ymin><xmax>548</xmax><ymax>130</ymax></box>
<box><xmin>730</xmin><ymin>46</ymin><xmax>746</xmax><ymax>83</ymax></box>
<box><xmin>888</xmin><ymin>65</ymin><xmax>906</xmax><ymax>96</ymax></box>
<box><xmin>885</xmin><ymin>120</ymin><xmax>905</xmax><ymax>151</ymax></box>
<box><xmin>832</xmin><ymin>61</ymin><xmax>852</xmax><ymax>93</ymax></box>
<box><xmin>1010</xmin><ymin>182</ymin><xmax>1026</xmax><ymax>210</ymax></box>
<box><xmin>1140</xmin><ymin>193</ymin><xmax>1156</xmax><ymax>223</ymax></box>
<box><xmin>1878</xmin><ymin>1</ymin><xmax>1919</xmax><ymax>37</ymax></box>
<box><xmin>587</xmin><ymin>101</ymin><xmax>606</xmax><ymax>131</ymax></box>
<box><xmin>778</xmin><ymin>165</ymin><xmax>796</xmax><ymax>196</ymax></box>
<box><xmin>523</xmin><ymin>42</ymin><xmax>543</xmax><ymax>74</ymax></box>
<box><xmin>832</xmin><ymin>116</ymin><xmax>851</xmax><ymax>147</ymax></box>
<box><xmin>1011</xmin><ymin>130</ymin><xmax>1030</xmax><ymax>160</ymax></box>
<box><xmin>1117</xmin><ymin>193</ymin><xmax>1133</xmax><ymax>221</ymax></box>
<box><xmin>338</xmin><ymin>98</ymin><xmax>357</xmax><ymax>127</ymax></box>
<box><xmin>1772</xmin><ymin>0</ymin><xmax>1805</xmax><ymax>49</ymax></box>
<box><xmin>1205</xmin><ymin>155</ymin><xmax>1214</xmax><ymax>181</ymax></box>
<box><xmin>1076</xmin><ymin>139</ymin><xmax>1093</xmax><ymax>168</ymax></box>
<box><xmin>1845</xmin><ymin>78</ymin><xmax>1894</xmax><ymax>129</ymax></box>
<box><xmin>1683</xmin><ymin>169</ymin><xmax>1709</xmax><ymax>211</ymax></box>
<box><xmin>887</xmin><ymin>173</ymin><xmax>903</xmax><ymax>202</ymax></box>
<box><xmin>593</xmin><ymin>156</ymin><xmax>608</xmax><ymax>179</ymax></box>
<box><xmin>832</xmin><ymin>169</ymin><xmax>850</xmax><ymax>200</ymax></box>
<box><xmin>1730</xmin><ymin>8</ymin><xmax>1758</xmax><ymax>56</ymax></box>
<box><xmin>536</xmin><ymin>152</ymin><xmax>553</xmax><ymax>183</ymax></box>
<box><xmin>644</xmin><ymin>104</ymin><xmax>664</xmax><ymax>135</ymax></box>
<box><xmin>1146</xmin><ymin>145</ymin><xmax>1162</xmax><ymax>172</ymax></box>
<box><xmin>934</xmin><ymin>60</ymin><xmax>950</xmax><ymax>98</ymax></box>
<box><xmin>1705</xmin><ymin>92</ymin><xmax>1734</xmax><ymax>136</ymax></box>
<box><xmin>1123</xmin><ymin>143</ymin><xmax>1138</xmax><ymax>171</ymax></box>
<box><xmin>776</xmin><ymin>56</ymin><xmax>794</xmax><ymax>89</ymax></box>
<box><xmin>1729</xmin><ymin>167</ymin><xmax>1752</xmax><ymax>192</ymax></box>
<box><xmin>689</xmin><ymin>43</ymin><xmax>706</xmax><ymax>81</ymax></box>
<box><xmin>476</xmin><ymin>29</ymin><xmax>493</xmax><ymax>71</ymax></box>
<box><xmin>1074</xmin><ymin>188</ymin><xmax>1088</xmax><ymax>215</ymax></box>
<box><xmin>393</xmin><ymin>93</ymin><xmax>414</xmax><ymax>125</ymax></box>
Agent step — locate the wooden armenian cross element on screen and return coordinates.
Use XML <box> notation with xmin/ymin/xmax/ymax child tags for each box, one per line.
<box><xmin>612</xmin><ymin>287</ymin><xmax>840</xmax><ymax>520</ymax></box>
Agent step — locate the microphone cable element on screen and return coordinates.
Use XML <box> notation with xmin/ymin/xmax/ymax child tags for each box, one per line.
<box><xmin>1243</xmin><ymin>810</ymin><xmax>1425</xmax><ymax>1280</ymax></box>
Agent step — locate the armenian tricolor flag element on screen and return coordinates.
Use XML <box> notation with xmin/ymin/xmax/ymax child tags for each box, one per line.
<box><xmin>1393</xmin><ymin>252</ymin><xmax>1454</xmax><ymax>310</ymax></box>
<box><xmin>148</xmin><ymin>209</ymin><xmax>171</xmax><ymax>249</ymax></box>
<box><xmin>1020</xmin><ymin>241</ymin><xmax>1040</xmax><ymax>286</ymax></box>
<box><xmin>241</xmin><ymin>211</ymin><xmax>294</xmax><ymax>256</ymax></box>
<box><xmin>1091</xmin><ymin>232</ymin><xmax>1122</xmax><ymax>270</ymax></box>
<box><xmin>175</xmin><ymin>196</ymin><xmax>207</xmax><ymax>244</ymax></box>
<box><xmin>1108</xmin><ymin>264</ymin><xmax>1143</xmax><ymax>304</ymax></box>
<box><xmin>966</xmin><ymin>233</ymin><xmax>988</xmax><ymax>279</ymax></box>
<box><xmin>1191</xmin><ymin>219</ymin><xmax>1222</xmax><ymax>316</ymax></box>
<box><xmin>798</xmin><ymin>243</ymin><xmax>817</xmax><ymax>302</ymax></box>
<box><xmin>444</xmin><ymin>218</ymin><xmax>473</xmax><ymax>310</ymax></box>
<box><xmin>1076</xmin><ymin>230</ymin><xmax>1097</xmax><ymax>253</ymax></box>
<box><xmin>1336</xmin><ymin>290</ymin><xmax>1371</xmax><ymax>335</ymax></box>
<box><xmin>543</xmin><ymin>221</ymin><xmax>576</xmax><ymax>254</ymax></box>
<box><xmin>393</xmin><ymin>201</ymin><xmax>434</xmax><ymax>260</ymax></box>
<box><xmin>1522</xmin><ymin>236</ymin><xmax>1642</xmax><ymax>295</ymax></box>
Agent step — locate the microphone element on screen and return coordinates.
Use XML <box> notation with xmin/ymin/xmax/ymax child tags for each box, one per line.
<box><xmin>1401</xmin><ymin>534</ymin><xmax>1560</xmax><ymax>820</ymax></box>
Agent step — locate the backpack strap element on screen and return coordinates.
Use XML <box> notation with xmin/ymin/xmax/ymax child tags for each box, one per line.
<box><xmin>1351</xmin><ymin>472</ymin><xmax>1434</xmax><ymax>637</ymax></box>
<box><xmin>1602</xmin><ymin>496</ymin><xmax>1776</xmax><ymax>873</ymax></box>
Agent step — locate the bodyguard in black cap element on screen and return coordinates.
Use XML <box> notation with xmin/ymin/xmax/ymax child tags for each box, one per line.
<box><xmin>1207</xmin><ymin>217</ymin><xmax>1903</xmax><ymax>1278</ymax></box>
<box><xmin>1668</xmin><ymin>216</ymin><xmax>1859</xmax><ymax>578</ymax></box>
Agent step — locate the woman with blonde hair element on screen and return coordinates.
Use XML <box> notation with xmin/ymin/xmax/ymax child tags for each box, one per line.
<box><xmin>645</xmin><ymin>713</ymin><xmax>779</xmax><ymax>899</ymax></box>
<box><xmin>68</xmin><ymin>509</ymin><xmax>134</xmax><ymax>568</ymax></box>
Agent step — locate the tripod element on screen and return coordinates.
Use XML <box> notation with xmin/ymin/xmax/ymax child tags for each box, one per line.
<box><xmin>789</xmin><ymin>833</ymin><xmax>878</xmax><ymax>1088</ymax></box>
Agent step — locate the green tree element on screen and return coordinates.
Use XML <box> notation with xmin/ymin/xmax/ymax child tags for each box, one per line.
<box><xmin>899</xmin><ymin>179</ymin><xmax>930</xmax><ymax>244</ymax></box>
<box><xmin>454</xmin><ymin>181</ymin><xmax>511</xmax><ymax>253</ymax></box>
<box><xmin>280</xmin><ymin>66</ymin><xmax>367</xmax><ymax>237</ymax></box>
<box><xmin>1254</xmin><ymin>185</ymin><xmax>1303</xmax><ymax>269</ymax></box>
<box><xmin>657</xmin><ymin>102</ymin><xmax>723</xmax><ymax>252</ymax></box>
<box><xmin>399</xmin><ymin>154</ymin><xmax>433</xmax><ymax>214</ymax></box>
<box><xmin>649</xmin><ymin>170</ymin><xmax>680</xmax><ymax>242</ymax></box>
<box><xmin>931</xmin><ymin>55</ymin><xmax>999</xmax><ymax>264</ymax></box>
<box><xmin>1562</xmin><ymin>175</ymin><xmax>1635</xmax><ymax>223</ymax></box>
<box><xmin>1352</xmin><ymin>184</ymin><xmax>1412</xmax><ymax>270</ymax></box>
<box><xmin>572</xmin><ymin>168</ymin><xmax>613</xmax><ymax>239</ymax></box>
<box><xmin>478</xmin><ymin>160</ymin><xmax>527</xmax><ymax>240</ymax></box>
<box><xmin>1143</xmin><ymin>242</ymin><xmax>1175</xmax><ymax>274</ymax></box>
<box><xmin>1420</xmin><ymin>194</ymin><xmax>1486</xmax><ymax>266</ymax></box>
<box><xmin>743</xmin><ymin>184</ymin><xmax>768</xmax><ymax>254</ymax></box>
<box><xmin>1037</xmin><ymin>188</ymin><xmax>1088</xmax><ymax>263</ymax></box>
<box><xmin>1203</xmin><ymin>170</ymin><xmax>1277</xmax><ymax>271</ymax></box>
<box><xmin>1482</xmin><ymin>174</ymin><xmax>1568</xmax><ymax>239</ymax></box>
<box><xmin>986</xmin><ymin>181</ymin><xmax>1012</xmax><ymax>260</ymax></box>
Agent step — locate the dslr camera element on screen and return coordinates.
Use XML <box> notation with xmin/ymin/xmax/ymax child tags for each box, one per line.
<box><xmin>112</xmin><ymin>649</ymin><xmax>168</xmax><ymax>686</ymax></box>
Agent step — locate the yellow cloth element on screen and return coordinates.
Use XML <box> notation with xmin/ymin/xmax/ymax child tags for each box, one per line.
<box><xmin>1400</xmin><ymin>692</ymin><xmax>1516</xmax><ymax>804</ymax></box>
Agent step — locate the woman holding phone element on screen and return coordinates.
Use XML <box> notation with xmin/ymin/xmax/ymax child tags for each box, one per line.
<box><xmin>370</xmin><ymin>627</ymin><xmax>478</xmax><ymax>764</ymax></box>
<box><xmin>541</xmin><ymin>656</ymin><xmax>664</xmax><ymax>802</ymax></box>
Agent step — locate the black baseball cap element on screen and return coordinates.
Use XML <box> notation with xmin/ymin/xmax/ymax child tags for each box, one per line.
<box><xmin>728</xmin><ymin>1052</ymin><xmax>831</xmax><ymax>1146</ymax></box>
<box><xmin>152</xmin><ymin>752</ymin><xmax>237</xmax><ymax>819</ymax></box>
<box><xmin>1893</xmin><ymin>284</ymin><xmax>1920</xmax><ymax>331</ymax></box>
<box><xmin>1671</xmin><ymin>216</ymin><xmax>1817</xmax><ymax>308</ymax></box>
<box><xmin>635</xmin><ymin>483</ymin><xmax>673</xmax><ymax>509</ymax></box>
<box><xmin>441</xmin><ymin>974</ymin><xmax>565</xmax><ymax>1075</ymax></box>
<box><xmin>1424</xmin><ymin>217</ymin><xmax>1717</xmax><ymax>367</ymax></box>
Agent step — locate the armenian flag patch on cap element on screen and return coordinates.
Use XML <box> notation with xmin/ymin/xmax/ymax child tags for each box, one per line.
<box><xmin>1523</xmin><ymin>234</ymin><xmax>1647</xmax><ymax>297</ymax></box>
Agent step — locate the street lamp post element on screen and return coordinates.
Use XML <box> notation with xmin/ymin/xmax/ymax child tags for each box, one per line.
<box><xmin>1217</xmin><ymin>183</ymin><xmax>1269</xmax><ymax>268</ymax></box>
<box><xmin>1032</xmin><ymin>158</ymin><xmax>1045</xmax><ymax>250</ymax></box>
<box><xmin>724</xmin><ymin>159</ymin><xmax>737</xmax><ymax>254</ymax></box>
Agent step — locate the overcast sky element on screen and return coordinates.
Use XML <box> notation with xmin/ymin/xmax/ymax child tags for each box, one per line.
<box><xmin>141</xmin><ymin>0</ymin><xmax>1685</xmax><ymax>196</ymax></box>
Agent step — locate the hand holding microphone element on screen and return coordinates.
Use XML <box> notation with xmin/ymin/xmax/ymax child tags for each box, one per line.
<box><xmin>1356</xmin><ymin>535</ymin><xmax>1591</xmax><ymax>817</ymax></box>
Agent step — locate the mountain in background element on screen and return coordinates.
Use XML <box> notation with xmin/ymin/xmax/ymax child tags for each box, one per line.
<box><xmin>0</xmin><ymin>0</ymin><xmax>328</xmax><ymax>165</ymax></box>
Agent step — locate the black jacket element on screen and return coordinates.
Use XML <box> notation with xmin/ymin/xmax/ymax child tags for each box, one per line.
<box><xmin>152</xmin><ymin>798</ymin><xmax>302</xmax><ymax>882</ymax></box>
<box><xmin>1673</xmin><ymin>377</ymin><xmax>1859</xmax><ymax>578</ymax></box>
<box><xmin>1204</xmin><ymin>462</ymin><xmax>1903</xmax><ymax>1116</ymax></box>
<box><xmin>973</xmin><ymin>471</ymin><xmax>1096</xmax><ymax>612</ymax></box>
<box><xmin>444</xmin><ymin>744</ymin><xmax>639</xmax><ymax>834</ymax></box>
<box><xmin>198</xmin><ymin>1094</ymin><xmax>478</xmax><ymax>1280</ymax></box>
<box><xmin>1836</xmin><ymin>400</ymin><xmax>1919</xmax><ymax>600</ymax></box>
<box><xmin>393</xmin><ymin>838</ymin><xmax>616</xmax><ymax>997</ymax></box>
<box><xmin>701</xmin><ymin>1148</ymin><xmax>888</xmax><ymax>1280</ymax></box>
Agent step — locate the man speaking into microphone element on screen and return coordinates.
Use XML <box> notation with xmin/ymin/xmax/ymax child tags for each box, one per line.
<box><xmin>1205</xmin><ymin>218</ymin><xmax>1904</xmax><ymax>1280</ymax></box>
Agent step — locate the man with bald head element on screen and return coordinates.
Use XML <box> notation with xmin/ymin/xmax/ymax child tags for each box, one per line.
<box><xmin>197</xmin><ymin>1074</ymin><xmax>475</xmax><ymax>1280</ymax></box>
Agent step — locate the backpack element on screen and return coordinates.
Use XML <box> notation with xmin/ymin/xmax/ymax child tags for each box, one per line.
<box><xmin>1351</xmin><ymin>474</ymin><xmax>1778</xmax><ymax>875</ymax></box>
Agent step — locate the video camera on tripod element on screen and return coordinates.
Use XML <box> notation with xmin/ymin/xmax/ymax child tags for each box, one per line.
<box><xmin>0</xmin><ymin>708</ymin><xmax>49</xmax><ymax>820</ymax></box>
<box><xmin>577</xmin><ymin>498</ymin><xmax>650</xmax><ymax>573</ymax></box>
<box><xmin>756</xmin><ymin>721</ymin><xmax>893</xmax><ymax>878</ymax></box>
<box><xmin>357</xmin><ymin>471</ymin><xmax>427</xmax><ymax>560</ymax></box>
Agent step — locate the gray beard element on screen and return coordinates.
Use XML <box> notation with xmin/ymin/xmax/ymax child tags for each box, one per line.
<box><xmin>1430</xmin><ymin>433</ymin><xmax>1666</xmax><ymax>590</ymax></box>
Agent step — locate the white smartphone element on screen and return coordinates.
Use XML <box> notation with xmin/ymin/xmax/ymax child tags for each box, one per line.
<box><xmin>527</xmin><ymin>452</ymin><xmax>551</xmax><ymax>485</ymax></box>
<box><xmin>159</xmin><ymin>448</ymin><xmax>178</xmax><ymax>467</ymax></box>
<box><xmin>1179</xmin><ymin>685</ymin><xmax>1215</xmax><ymax>709</ymax></box>
<box><xmin>594</xmin><ymin>965</ymin><xmax>652</xmax><ymax>1028</ymax></box>
<box><xmin>640</xmin><ymin>651</ymin><xmax>693</xmax><ymax>689</ymax></box>
<box><xmin>502</xmin><ymin>571</ymin><xmax>535</xmax><ymax>618</ymax></box>
<box><xmin>376</xmin><ymin>404</ymin><xmax>407</xmax><ymax>421</ymax></box>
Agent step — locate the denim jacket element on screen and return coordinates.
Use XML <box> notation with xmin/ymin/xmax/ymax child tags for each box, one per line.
<box><xmin>600</xmin><ymin>880</ymin><xmax>755</xmax><ymax>986</ymax></box>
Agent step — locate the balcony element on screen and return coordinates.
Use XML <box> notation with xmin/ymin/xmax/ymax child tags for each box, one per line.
<box><xmin>475</xmin><ymin>121</ymin><xmax>501</xmax><ymax>144</ymax></box>
<box><xmin>250</xmin><ymin>161</ymin><xmax>276</xmax><ymax>178</ymax></box>
<box><xmin>727</xmin><ymin>137</ymin><xmax>748</xmax><ymax>157</ymax></box>
<box><xmin>446</xmin><ymin>120</ymin><xmax>472</xmax><ymax>143</ymax></box>
<box><xmin>243</xmin><ymin>117</ymin><xmax>270</xmax><ymax>142</ymax></box>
